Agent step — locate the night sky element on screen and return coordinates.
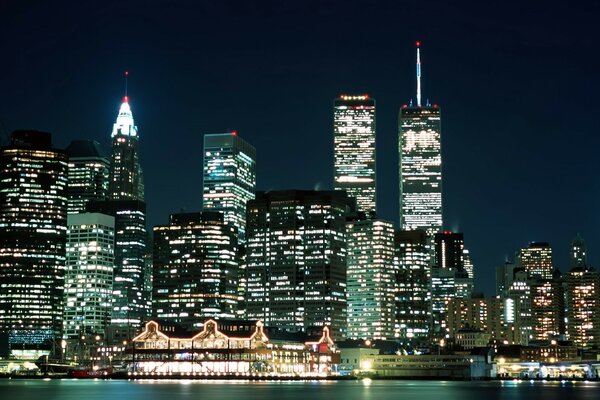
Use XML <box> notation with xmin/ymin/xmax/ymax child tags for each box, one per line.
<box><xmin>2</xmin><ymin>0</ymin><xmax>599</xmax><ymax>295</ymax></box>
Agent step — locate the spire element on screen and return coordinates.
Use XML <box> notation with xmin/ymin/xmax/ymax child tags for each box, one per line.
<box><xmin>416</xmin><ymin>41</ymin><xmax>422</xmax><ymax>107</ymax></box>
<box><xmin>111</xmin><ymin>73</ymin><xmax>137</xmax><ymax>138</ymax></box>
<box><xmin>124</xmin><ymin>71</ymin><xmax>129</xmax><ymax>103</ymax></box>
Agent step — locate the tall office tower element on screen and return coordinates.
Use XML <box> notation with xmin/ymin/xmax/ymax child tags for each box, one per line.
<box><xmin>430</xmin><ymin>267</ymin><xmax>456</xmax><ymax>341</ymax></box>
<box><xmin>570</xmin><ymin>233</ymin><xmax>587</xmax><ymax>268</ymax></box>
<box><xmin>245</xmin><ymin>190</ymin><xmax>354</xmax><ymax>339</ymax></box>
<box><xmin>63</xmin><ymin>213</ymin><xmax>115</xmax><ymax>338</ymax></box>
<box><xmin>565</xmin><ymin>266</ymin><xmax>600</xmax><ymax>348</ymax></box>
<box><xmin>333</xmin><ymin>95</ymin><xmax>376</xmax><ymax>214</ymax></box>
<box><xmin>203</xmin><ymin>132</ymin><xmax>256</xmax><ymax>243</ymax></box>
<box><xmin>153</xmin><ymin>212</ymin><xmax>239</xmax><ymax>330</ymax></box>
<box><xmin>463</xmin><ymin>249</ymin><xmax>474</xmax><ymax>280</ymax></box>
<box><xmin>434</xmin><ymin>231</ymin><xmax>464</xmax><ymax>271</ymax></box>
<box><xmin>506</xmin><ymin>268</ymin><xmax>532</xmax><ymax>345</ymax></box>
<box><xmin>0</xmin><ymin>131</ymin><xmax>68</xmax><ymax>356</ymax></box>
<box><xmin>346</xmin><ymin>216</ymin><xmax>395</xmax><ymax>340</ymax></box>
<box><xmin>87</xmin><ymin>200</ymin><xmax>148</xmax><ymax>342</ymax></box>
<box><xmin>530</xmin><ymin>275</ymin><xmax>564</xmax><ymax>341</ymax></box>
<box><xmin>108</xmin><ymin>95</ymin><xmax>144</xmax><ymax>201</ymax></box>
<box><xmin>65</xmin><ymin>140</ymin><xmax>110</xmax><ymax>214</ymax></box>
<box><xmin>399</xmin><ymin>42</ymin><xmax>442</xmax><ymax>238</ymax></box>
<box><xmin>394</xmin><ymin>229</ymin><xmax>431</xmax><ymax>345</ymax></box>
<box><xmin>517</xmin><ymin>242</ymin><xmax>553</xmax><ymax>280</ymax></box>
<box><xmin>496</xmin><ymin>261</ymin><xmax>516</xmax><ymax>297</ymax></box>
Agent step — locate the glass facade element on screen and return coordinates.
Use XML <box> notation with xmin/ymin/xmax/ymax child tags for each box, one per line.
<box><xmin>153</xmin><ymin>212</ymin><xmax>239</xmax><ymax>330</ymax></box>
<box><xmin>346</xmin><ymin>217</ymin><xmax>395</xmax><ymax>340</ymax></box>
<box><xmin>0</xmin><ymin>131</ymin><xmax>68</xmax><ymax>353</ymax></box>
<box><xmin>64</xmin><ymin>212</ymin><xmax>115</xmax><ymax>338</ymax></box>
<box><xmin>203</xmin><ymin>133</ymin><xmax>256</xmax><ymax>243</ymax></box>
<box><xmin>399</xmin><ymin>105</ymin><xmax>442</xmax><ymax>238</ymax></box>
<box><xmin>65</xmin><ymin>140</ymin><xmax>109</xmax><ymax>215</ymax></box>
<box><xmin>333</xmin><ymin>95</ymin><xmax>376</xmax><ymax>214</ymax></box>
<box><xmin>245</xmin><ymin>190</ymin><xmax>353</xmax><ymax>339</ymax></box>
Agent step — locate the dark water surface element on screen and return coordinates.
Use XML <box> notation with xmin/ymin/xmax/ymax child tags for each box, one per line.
<box><xmin>0</xmin><ymin>379</ymin><xmax>598</xmax><ymax>400</ymax></box>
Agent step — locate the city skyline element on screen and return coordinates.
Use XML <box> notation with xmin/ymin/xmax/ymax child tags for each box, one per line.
<box><xmin>1</xmin><ymin>1</ymin><xmax>598</xmax><ymax>296</ymax></box>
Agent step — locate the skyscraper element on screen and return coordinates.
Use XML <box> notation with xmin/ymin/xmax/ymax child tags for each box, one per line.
<box><xmin>565</xmin><ymin>266</ymin><xmax>600</xmax><ymax>348</ymax></box>
<box><xmin>399</xmin><ymin>42</ymin><xmax>442</xmax><ymax>238</ymax></box>
<box><xmin>346</xmin><ymin>216</ymin><xmax>395</xmax><ymax>340</ymax></box>
<box><xmin>65</xmin><ymin>140</ymin><xmax>110</xmax><ymax>215</ymax></box>
<box><xmin>153</xmin><ymin>212</ymin><xmax>239</xmax><ymax>330</ymax></box>
<box><xmin>570</xmin><ymin>233</ymin><xmax>587</xmax><ymax>268</ymax></box>
<box><xmin>517</xmin><ymin>242</ymin><xmax>554</xmax><ymax>280</ymax></box>
<box><xmin>109</xmin><ymin>95</ymin><xmax>144</xmax><ymax>201</ymax></box>
<box><xmin>202</xmin><ymin>132</ymin><xmax>256</xmax><ymax>243</ymax></box>
<box><xmin>333</xmin><ymin>95</ymin><xmax>376</xmax><ymax>214</ymax></box>
<box><xmin>0</xmin><ymin>131</ymin><xmax>68</xmax><ymax>356</ymax></box>
<box><xmin>245</xmin><ymin>190</ymin><xmax>354</xmax><ymax>339</ymax></box>
<box><xmin>63</xmin><ymin>213</ymin><xmax>115</xmax><ymax>338</ymax></box>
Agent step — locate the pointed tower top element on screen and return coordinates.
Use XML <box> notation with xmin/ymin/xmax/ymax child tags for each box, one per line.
<box><xmin>416</xmin><ymin>41</ymin><xmax>422</xmax><ymax>107</ymax></box>
<box><xmin>123</xmin><ymin>71</ymin><xmax>129</xmax><ymax>103</ymax></box>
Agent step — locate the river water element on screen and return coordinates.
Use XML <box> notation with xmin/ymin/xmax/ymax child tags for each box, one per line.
<box><xmin>0</xmin><ymin>379</ymin><xmax>598</xmax><ymax>400</ymax></box>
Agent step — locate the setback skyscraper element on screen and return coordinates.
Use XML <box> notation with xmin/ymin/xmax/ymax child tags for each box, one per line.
<box><xmin>333</xmin><ymin>95</ymin><xmax>376</xmax><ymax>214</ymax></box>
<box><xmin>0</xmin><ymin>131</ymin><xmax>68</xmax><ymax>356</ymax></box>
<box><xmin>202</xmin><ymin>132</ymin><xmax>256</xmax><ymax>243</ymax></box>
<box><xmin>399</xmin><ymin>42</ymin><xmax>442</xmax><ymax>238</ymax></box>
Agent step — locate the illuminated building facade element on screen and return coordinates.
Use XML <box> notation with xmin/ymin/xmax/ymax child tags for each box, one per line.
<box><xmin>87</xmin><ymin>200</ymin><xmax>149</xmax><ymax>341</ymax></box>
<box><xmin>565</xmin><ymin>266</ymin><xmax>600</xmax><ymax>348</ymax></box>
<box><xmin>203</xmin><ymin>133</ymin><xmax>256</xmax><ymax>243</ymax></box>
<box><xmin>0</xmin><ymin>131</ymin><xmax>68</xmax><ymax>354</ymax></box>
<box><xmin>517</xmin><ymin>242</ymin><xmax>553</xmax><ymax>280</ymax></box>
<box><xmin>505</xmin><ymin>269</ymin><xmax>532</xmax><ymax>345</ymax></box>
<box><xmin>333</xmin><ymin>95</ymin><xmax>376</xmax><ymax>214</ymax></box>
<box><xmin>153</xmin><ymin>212</ymin><xmax>239</xmax><ymax>330</ymax></box>
<box><xmin>530</xmin><ymin>276</ymin><xmax>564</xmax><ymax>341</ymax></box>
<box><xmin>399</xmin><ymin>43</ymin><xmax>442</xmax><ymax>239</ymax></box>
<box><xmin>570</xmin><ymin>233</ymin><xmax>587</xmax><ymax>268</ymax></box>
<box><xmin>108</xmin><ymin>96</ymin><xmax>144</xmax><ymax>201</ymax></box>
<box><xmin>64</xmin><ymin>213</ymin><xmax>115</xmax><ymax>338</ymax></box>
<box><xmin>66</xmin><ymin>140</ymin><xmax>109</xmax><ymax>215</ymax></box>
<box><xmin>394</xmin><ymin>229</ymin><xmax>431</xmax><ymax>344</ymax></box>
<box><xmin>130</xmin><ymin>319</ymin><xmax>339</xmax><ymax>376</ymax></box>
<box><xmin>245</xmin><ymin>190</ymin><xmax>354</xmax><ymax>339</ymax></box>
<box><xmin>346</xmin><ymin>216</ymin><xmax>395</xmax><ymax>340</ymax></box>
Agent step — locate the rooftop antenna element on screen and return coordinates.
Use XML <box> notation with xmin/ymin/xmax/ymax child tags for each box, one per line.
<box><xmin>416</xmin><ymin>41</ymin><xmax>422</xmax><ymax>107</ymax></box>
<box><xmin>124</xmin><ymin>70</ymin><xmax>129</xmax><ymax>102</ymax></box>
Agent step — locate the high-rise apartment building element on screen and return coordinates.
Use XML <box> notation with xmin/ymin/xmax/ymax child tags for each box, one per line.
<box><xmin>399</xmin><ymin>42</ymin><xmax>442</xmax><ymax>238</ymax></box>
<box><xmin>333</xmin><ymin>95</ymin><xmax>376</xmax><ymax>214</ymax></box>
<box><xmin>63</xmin><ymin>213</ymin><xmax>115</xmax><ymax>338</ymax></box>
<box><xmin>153</xmin><ymin>212</ymin><xmax>239</xmax><ymax>330</ymax></box>
<box><xmin>346</xmin><ymin>216</ymin><xmax>395</xmax><ymax>340</ymax></box>
<box><xmin>65</xmin><ymin>140</ymin><xmax>110</xmax><ymax>214</ymax></box>
<box><xmin>517</xmin><ymin>242</ymin><xmax>553</xmax><ymax>280</ymax></box>
<box><xmin>394</xmin><ymin>229</ymin><xmax>431</xmax><ymax>345</ymax></box>
<box><xmin>245</xmin><ymin>190</ymin><xmax>354</xmax><ymax>339</ymax></box>
<box><xmin>565</xmin><ymin>266</ymin><xmax>600</xmax><ymax>348</ymax></box>
<box><xmin>203</xmin><ymin>132</ymin><xmax>256</xmax><ymax>243</ymax></box>
<box><xmin>0</xmin><ymin>131</ymin><xmax>68</xmax><ymax>356</ymax></box>
<box><xmin>530</xmin><ymin>275</ymin><xmax>564</xmax><ymax>341</ymax></box>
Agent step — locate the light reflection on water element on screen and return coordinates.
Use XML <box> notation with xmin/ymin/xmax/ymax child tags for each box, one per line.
<box><xmin>0</xmin><ymin>379</ymin><xmax>598</xmax><ymax>400</ymax></box>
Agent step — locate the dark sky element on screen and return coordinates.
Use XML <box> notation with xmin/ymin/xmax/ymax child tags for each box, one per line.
<box><xmin>1</xmin><ymin>0</ymin><xmax>599</xmax><ymax>295</ymax></box>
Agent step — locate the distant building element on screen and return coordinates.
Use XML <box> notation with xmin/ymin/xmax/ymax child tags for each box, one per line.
<box><xmin>570</xmin><ymin>233</ymin><xmax>587</xmax><ymax>269</ymax></box>
<box><xmin>65</xmin><ymin>140</ymin><xmax>109</xmax><ymax>215</ymax></box>
<box><xmin>346</xmin><ymin>215</ymin><xmax>395</xmax><ymax>340</ymax></box>
<box><xmin>245</xmin><ymin>190</ymin><xmax>354</xmax><ymax>339</ymax></box>
<box><xmin>496</xmin><ymin>261</ymin><xmax>516</xmax><ymax>297</ymax></box>
<box><xmin>394</xmin><ymin>229</ymin><xmax>431</xmax><ymax>344</ymax></box>
<box><xmin>202</xmin><ymin>132</ymin><xmax>256</xmax><ymax>243</ymax></box>
<box><xmin>333</xmin><ymin>95</ymin><xmax>376</xmax><ymax>214</ymax></box>
<box><xmin>530</xmin><ymin>276</ymin><xmax>564</xmax><ymax>341</ymax></box>
<box><xmin>63</xmin><ymin>213</ymin><xmax>115</xmax><ymax>338</ymax></box>
<box><xmin>153</xmin><ymin>212</ymin><xmax>239</xmax><ymax>330</ymax></box>
<box><xmin>398</xmin><ymin>43</ymin><xmax>442</xmax><ymax>239</ymax></box>
<box><xmin>517</xmin><ymin>242</ymin><xmax>553</xmax><ymax>280</ymax></box>
<box><xmin>565</xmin><ymin>266</ymin><xmax>600</xmax><ymax>348</ymax></box>
<box><xmin>0</xmin><ymin>131</ymin><xmax>68</xmax><ymax>356</ymax></box>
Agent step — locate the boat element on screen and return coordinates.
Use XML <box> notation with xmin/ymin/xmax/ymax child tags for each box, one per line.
<box><xmin>68</xmin><ymin>366</ymin><xmax>113</xmax><ymax>378</ymax></box>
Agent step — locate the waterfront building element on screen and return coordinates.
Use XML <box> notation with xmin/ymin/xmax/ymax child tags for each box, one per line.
<box><xmin>394</xmin><ymin>229</ymin><xmax>431</xmax><ymax>344</ymax></box>
<box><xmin>399</xmin><ymin>42</ymin><xmax>442</xmax><ymax>239</ymax></box>
<box><xmin>346</xmin><ymin>216</ymin><xmax>395</xmax><ymax>340</ymax></box>
<box><xmin>65</xmin><ymin>140</ymin><xmax>109</xmax><ymax>214</ymax></box>
<box><xmin>202</xmin><ymin>132</ymin><xmax>256</xmax><ymax>243</ymax></box>
<box><xmin>517</xmin><ymin>242</ymin><xmax>553</xmax><ymax>280</ymax></box>
<box><xmin>245</xmin><ymin>190</ymin><xmax>354</xmax><ymax>339</ymax></box>
<box><xmin>153</xmin><ymin>212</ymin><xmax>239</xmax><ymax>330</ymax></box>
<box><xmin>333</xmin><ymin>95</ymin><xmax>376</xmax><ymax>214</ymax></box>
<box><xmin>130</xmin><ymin>319</ymin><xmax>339</xmax><ymax>376</ymax></box>
<box><xmin>63</xmin><ymin>213</ymin><xmax>115</xmax><ymax>338</ymax></box>
<box><xmin>565</xmin><ymin>266</ymin><xmax>600</xmax><ymax>348</ymax></box>
<box><xmin>0</xmin><ymin>131</ymin><xmax>68</xmax><ymax>356</ymax></box>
